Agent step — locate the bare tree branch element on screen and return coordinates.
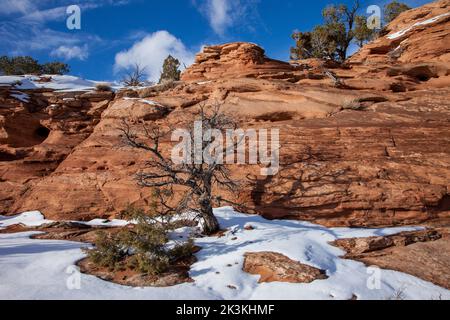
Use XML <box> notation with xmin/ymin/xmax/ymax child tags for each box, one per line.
<box><xmin>120</xmin><ymin>102</ymin><xmax>240</xmax><ymax>234</ymax></box>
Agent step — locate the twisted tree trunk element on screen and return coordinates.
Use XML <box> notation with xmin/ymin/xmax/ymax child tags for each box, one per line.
<box><xmin>199</xmin><ymin>193</ymin><xmax>220</xmax><ymax>235</ymax></box>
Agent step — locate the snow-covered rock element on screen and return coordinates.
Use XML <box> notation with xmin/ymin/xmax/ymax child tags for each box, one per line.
<box><xmin>0</xmin><ymin>75</ymin><xmax>120</xmax><ymax>92</ymax></box>
<box><xmin>0</xmin><ymin>211</ymin><xmax>53</xmax><ymax>228</ymax></box>
<box><xmin>387</xmin><ymin>12</ymin><xmax>450</xmax><ymax>40</ymax></box>
<box><xmin>0</xmin><ymin>207</ymin><xmax>448</xmax><ymax>300</ymax></box>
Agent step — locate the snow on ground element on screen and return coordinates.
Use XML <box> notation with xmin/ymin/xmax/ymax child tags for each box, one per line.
<box><xmin>123</xmin><ymin>97</ymin><xmax>163</xmax><ymax>106</ymax></box>
<box><xmin>0</xmin><ymin>75</ymin><xmax>121</xmax><ymax>92</ymax></box>
<box><xmin>0</xmin><ymin>212</ymin><xmax>130</xmax><ymax>229</ymax></box>
<box><xmin>0</xmin><ymin>76</ymin><xmax>23</xmax><ymax>86</ymax></box>
<box><xmin>387</xmin><ymin>12</ymin><xmax>450</xmax><ymax>40</ymax></box>
<box><xmin>9</xmin><ymin>91</ymin><xmax>30</xmax><ymax>103</ymax></box>
<box><xmin>82</xmin><ymin>219</ymin><xmax>130</xmax><ymax>228</ymax></box>
<box><xmin>196</xmin><ymin>81</ymin><xmax>213</xmax><ymax>85</ymax></box>
<box><xmin>0</xmin><ymin>207</ymin><xmax>448</xmax><ymax>300</ymax></box>
<box><xmin>0</xmin><ymin>211</ymin><xmax>53</xmax><ymax>228</ymax></box>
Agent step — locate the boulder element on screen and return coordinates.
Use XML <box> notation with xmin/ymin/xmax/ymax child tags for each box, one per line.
<box><xmin>243</xmin><ymin>252</ymin><xmax>328</xmax><ymax>283</ymax></box>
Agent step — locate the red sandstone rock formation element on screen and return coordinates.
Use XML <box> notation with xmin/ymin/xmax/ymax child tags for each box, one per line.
<box><xmin>242</xmin><ymin>252</ymin><xmax>327</xmax><ymax>283</ymax></box>
<box><xmin>0</xmin><ymin>88</ymin><xmax>114</xmax><ymax>217</ymax></box>
<box><xmin>1</xmin><ymin>0</ymin><xmax>449</xmax><ymax>228</ymax></box>
<box><xmin>346</xmin><ymin>0</ymin><xmax>450</xmax><ymax>91</ymax></box>
<box><xmin>181</xmin><ymin>42</ymin><xmax>298</xmax><ymax>82</ymax></box>
<box><xmin>350</xmin><ymin>0</ymin><xmax>450</xmax><ymax>65</ymax></box>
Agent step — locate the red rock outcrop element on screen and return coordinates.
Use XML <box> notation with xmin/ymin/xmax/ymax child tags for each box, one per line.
<box><xmin>1</xmin><ymin>1</ymin><xmax>450</xmax><ymax>228</ymax></box>
<box><xmin>181</xmin><ymin>42</ymin><xmax>298</xmax><ymax>82</ymax></box>
<box><xmin>346</xmin><ymin>0</ymin><xmax>450</xmax><ymax>91</ymax></box>
<box><xmin>0</xmin><ymin>88</ymin><xmax>114</xmax><ymax>216</ymax></box>
<box><xmin>350</xmin><ymin>0</ymin><xmax>450</xmax><ymax>65</ymax></box>
<box><xmin>243</xmin><ymin>252</ymin><xmax>328</xmax><ymax>283</ymax></box>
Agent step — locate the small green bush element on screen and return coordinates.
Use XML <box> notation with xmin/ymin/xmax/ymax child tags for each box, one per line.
<box><xmin>0</xmin><ymin>56</ymin><xmax>69</xmax><ymax>75</ymax></box>
<box><xmin>127</xmin><ymin>253</ymin><xmax>170</xmax><ymax>275</ymax></box>
<box><xmin>118</xmin><ymin>221</ymin><xmax>168</xmax><ymax>257</ymax></box>
<box><xmin>85</xmin><ymin>205</ymin><xmax>196</xmax><ymax>276</ymax></box>
<box><xmin>41</xmin><ymin>62</ymin><xmax>70</xmax><ymax>75</ymax></box>
<box><xmin>83</xmin><ymin>231</ymin><xmax>126</xmax><ymax>271</ymax></box>
<box><xmin>169</xmin><ymin>238</ymin><xmax>195</xmax><ymax>260</ymax></box>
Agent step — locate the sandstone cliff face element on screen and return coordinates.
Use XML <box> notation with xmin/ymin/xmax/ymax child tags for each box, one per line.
<box><xmin>0</xmin><ymin>86</ymin><xmax>114</xmax><ymax>217</ymax></box>
<box><xmin>1</xmin><ymin>1</ymin><xmax>450</xmax><ymax>227</ymax></box>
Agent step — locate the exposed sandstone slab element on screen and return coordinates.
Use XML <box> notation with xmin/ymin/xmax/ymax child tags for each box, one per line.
<box><xmin>331</xmin><ymin>227</ymin><xmax>450</xmax><ymax>289</ymax></box>
<box><xmin>243</xmin><ymin>251</ymin><xmax>328</xmax><ymax>283</ymax></box>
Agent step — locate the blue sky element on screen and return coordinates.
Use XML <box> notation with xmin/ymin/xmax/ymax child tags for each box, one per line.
<box><xmin>0</xmin><ymin>0</ymin><xmax>432</xmax><ymax>81</ymax></box>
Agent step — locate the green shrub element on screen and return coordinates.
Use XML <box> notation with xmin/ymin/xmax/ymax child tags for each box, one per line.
<box><xmin>119</xmin><ymin>220</ymin><xmax>168</xmax><ymax>257</ymax></box>
<box><xmin>119</xmin><ymin>207</ymin><xmax>170</xmax><ymax>274</ymax></box>
<box><xmin>159</xmin><ymin>55</ymin><xmax>181</xmax><ymax>84</ymax></box>
<box><xmin>86</xmin><ymin>205</ymin><xmax>196</xmax><ymax>276</ymax></box>
<box><xmin>41</xmin><ymin>62</ymin><xmax>70</xmax><ymax>75</ymax></box>
<box><xmin>127</xmin><ymin>253</ymin><xmax>170</xmax><ymax>275</ymax></box>
<box><xmin>169</xmin><ymin>238</ymin><xmax>195</xmax><ymax>260</ymax></box>
<box><xmin>0</xmin><ymin>56</ymin><xmax>69</xmax><ymax>75</ymax></box>
<box><xmin>385</xmin><ymin>1</ymin><xmax>411</xmax><ymax>24</ymax></box>
<box><xmin>83</xmin><ymin>231</ymin><xmax>126</xmax><ymax>271</ymax></box>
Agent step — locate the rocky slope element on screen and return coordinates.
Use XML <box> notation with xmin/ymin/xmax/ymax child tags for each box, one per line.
<box><xmin>1</xmin><ymin>0</ymin><xmax>449</xmax><ymax>228</ymax></box>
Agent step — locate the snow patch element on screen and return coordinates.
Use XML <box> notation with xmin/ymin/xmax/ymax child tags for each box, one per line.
<box><xmin>0</xmin><ymin>75</ymin><xmax>122</xmax><ymax>92</ymax></box>
<box><xmin>83</xmin><ymin>219</ymin><xmax>130</xmax><ymax>228</ymax></box>
<box><xmin>0</xmin><ymin>211</ymin><xmax>53</xmax><ymax>228</ymax></box>
<box><xmin>123</xmin><ymin>97</ymin><xmax>163</xmax><ymax>106</ymax></box>
<box><xmin>0</xmin><ymin>76</ymin><xmax>23</xmax><ymax>86</ymax></box>
<box><xmin>0</xmin><ymin>207</ymin><xmax>448</xmax><ymax>300</ymax></box>
<box><xmin>387</xmin><ymin>12</ymin><xmax>450</xmax><ymax>40</ymax></box>
<box><xmin>196</xmin><ymin>81</ymin><xmax>213</xmax><ymax>85</ymax></box>
<box><xmin>10</xmin><ymin>91</ymin><xmax>30</xmax><ymax>103</ymax></box>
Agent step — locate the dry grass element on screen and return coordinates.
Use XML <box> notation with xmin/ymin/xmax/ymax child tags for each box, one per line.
<box><xmin>386</xmin><ymin>287</ymin><xmax>406</xmax><ymax>300</ymax></box>
<box><xmin>341</xmin><ymin>98</ymin><xmax>366</xmax><ymax>111</ymax></box>
<box><xmin>138</xmin><ymin>80</ymin><xmax>181</xmax><ymax>98</ymax></box>
<box><xmin>95</xmin><ymin>83</ymin><xmax>113</xmax><ymax>92</ymax></box>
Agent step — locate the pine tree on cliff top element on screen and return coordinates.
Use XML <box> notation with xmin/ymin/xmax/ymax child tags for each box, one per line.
<box><xmin>159</xmin><ymin>55</ymin><xmax>181</xmax><ymax>84</ymax></box>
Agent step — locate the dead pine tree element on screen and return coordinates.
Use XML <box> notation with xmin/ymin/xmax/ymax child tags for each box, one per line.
<box><xmin>122</xmin><ymin>63</ymin><xmax>146</xmax><ymax>87</ymax></box>
<box><xmin>120</xmin><ymin>104</ymin><xmax>240</xmax><ymax>235</ymax></box>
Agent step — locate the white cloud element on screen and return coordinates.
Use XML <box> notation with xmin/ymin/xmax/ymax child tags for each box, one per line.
<box><xmin>206</xmin><ymin>0</ymin><xmax>232</xmax><ymax>36</ymax></box>
<box><xmin>0</xmin><ymin>0</ymin><xmax>132</xmax><ymax>57</ymax></box>
<box><xmin>1</xmin><ymin>0</ymin><xmax>131</xmax><ymax>18</ymax></box>
<box><xmin>18</xmin><ymin>6</ymin><xmax>67</xmax><ymax>22</ymax></box>
<box><xmin>1</xmin><ymin>0</ymin><xmax>36</xmax><ymax>15</ymax></box>
<box><xmin>194</xmin><ymin>0</ymin><xmax>260</xmax><ymax>36</ymax></box>
<box><xmin>51</xmin><ymin>44</ymin><xmax>89</xmax><ymax>61</ymax></box>
<box><xmin>114</xmin><ymin>30</ymin><xmax>196</xmax><ymax>82</ymax></box>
